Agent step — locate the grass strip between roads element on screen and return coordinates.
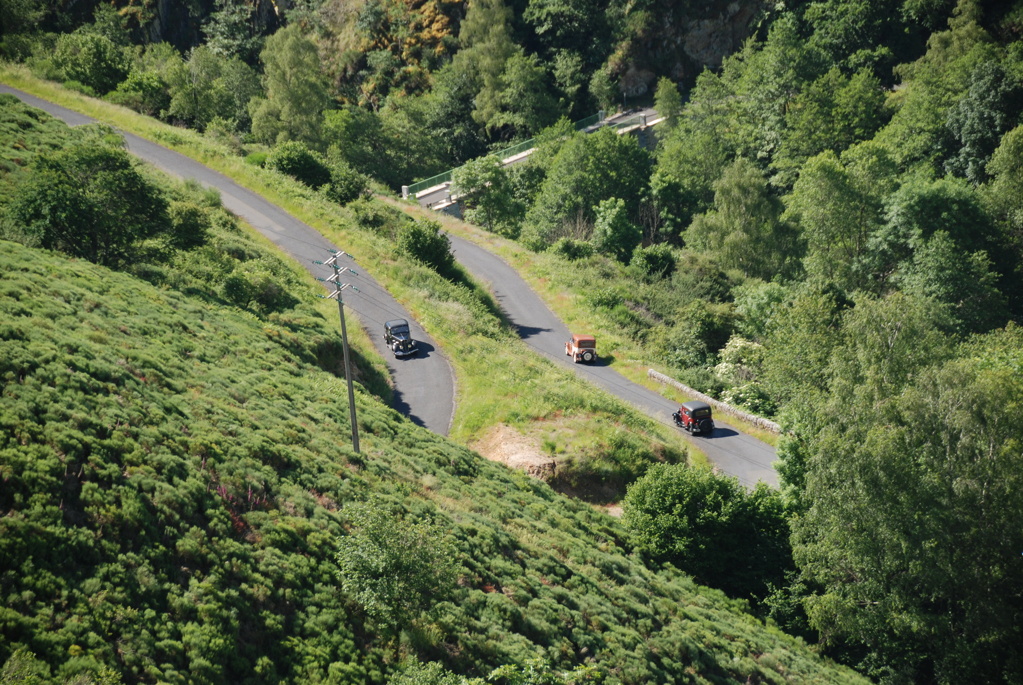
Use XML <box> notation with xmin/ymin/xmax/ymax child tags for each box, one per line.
<box><xmin>0</xmin><ymin>65</ymin><xmax>702</xmax><ymax>498</ymax></box>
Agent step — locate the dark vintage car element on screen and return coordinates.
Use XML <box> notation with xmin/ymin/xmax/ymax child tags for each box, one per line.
<box><xmin>672</xmin><ymin>400</ymin><xmax>715</xmax><ymax>435</ymax></box>
<box><xmin>383</xmin><ymin>318</ymin><xmax>417</xmax><ymax>358</ymax></box>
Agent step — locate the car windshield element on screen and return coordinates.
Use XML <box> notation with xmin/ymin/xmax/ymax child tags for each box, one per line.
<box><xmin>390</xmin><ymin>324</ymin><xmax>410</xmax><ymax>337</ymax></box>
<box><xmin>693</xmin><ymin>409</ymin><xmax>711</xmax><ymax>418</ymax></box>
<box><xmin>577</xmin><ymin>339</ymin><xmax>595</xmax><ymax>348</ymax></box>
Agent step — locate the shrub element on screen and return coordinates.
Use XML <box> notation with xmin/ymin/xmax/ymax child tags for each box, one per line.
<box><xmin>265</xmin><ymin>141</ymin><xmax>331</xmax><ymax>188</ymax></box>
<box><xmin>550</xmin><ymin>238</ymin><xmax>593</xmax><ymax>261</ymax></box>
<box><xmin>244</xmin><ymin>151</ymin><xmax>269</xmax><ymax>167</ymax></box>
<box><xmin>52</xmin><ymin>32</ymin><xmax>128</xmax><ymax>95</ymax></box>
<box><xmin>325</xmin><ymin>154</ymin><xmax>369</xmax><ymax>205</ymax></box>
<box><xmin>630</xmin><ymin>243</ymin><xmax>677</xmax><ymax>281</ymax></box>
<box><xmin>168</xmin><ymin>201</ymin><xmax>211</xmax><ymax>249</ymax></box>
<box><xmin>622</xmin><ymin>463</ymin><xmax>792</xmax><ymax>606</ymax></box>
<box><xmin>592</xmin><ymin>197</ymin><xmax>641</xmax><ymax>263</ymax></box>
<box><xmin>721</xmin><ymin>382</ymin><xmax>777</xmax><ymax>416</ymax></box>
<box><xmin>105</xmin><ymin>70</ymin><xmax>169</xmax><ymax>117</ymax></box>
<box><xmin>396</xmin><ymin>218</ymin><xmax>454</xmax><ymax>272</ymax></box>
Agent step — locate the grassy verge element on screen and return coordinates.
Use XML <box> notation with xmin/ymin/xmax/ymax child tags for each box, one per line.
<box><xmin>388</xmin><ymin>198</ymin><xmax>781</xmax><ymax>450</ymax></box>
<box><xmin>0</xmin><ymin>66</ymin><xmax>694</xmax><ymax>499</ymax></box>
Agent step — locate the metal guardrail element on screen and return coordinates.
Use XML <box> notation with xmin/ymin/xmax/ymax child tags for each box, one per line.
<box><xmin>573</xmin><ymin>112</ymin><xmax>601</xmax><ymax>130</ymax></box>
<box><xmin>407</xmin><ymin>169</ymin><xmax>454</xmax><ymax>196</ymax></box>
<box><xmin>607</xmin><ymin>114</ymin><xmax>644</xmax><ymax>131</ymax></box>
<box><xmin>406</xmin><ymin>111</ymin><xmax>608</xmax><ymax>197</ymax></box>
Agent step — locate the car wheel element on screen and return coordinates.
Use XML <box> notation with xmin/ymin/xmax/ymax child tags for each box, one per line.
<box><xmin>582</xmin><ymin>351</ymin><xmax>593</xmax><ymax>362</ymax></box>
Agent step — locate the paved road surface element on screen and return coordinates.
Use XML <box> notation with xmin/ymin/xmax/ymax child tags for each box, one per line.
<box><xmin>447</xmin><ymin>233</ymin><xmax>779</xmax><ymax>488</ymax></box>
<box><xmin>0</xmin><ymin>85</ymin><xmax>456</xmax><ymax>436</ymax></box>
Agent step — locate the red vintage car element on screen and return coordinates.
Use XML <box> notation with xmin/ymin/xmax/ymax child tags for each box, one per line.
<box><xmin>672</xmin><ymin>400</ymin><xmax>715</xmax><ymax>435</ymax></box>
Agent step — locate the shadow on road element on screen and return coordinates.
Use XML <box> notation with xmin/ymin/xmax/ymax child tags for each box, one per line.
<box><xmin>390</xmin><ymin>389</ymin><xmax>425</xmax><ymax>428</ymax></box>
<box><xmin>514</xmin><ymin>324</ymin><xmax>552</xmax><ymax>340</ymax></box>
<box><xmin>405</xmin><ymin>341</ymin><xmax>437</xmax><ymax>359</ymax></box>
<box><xmin>701</xmin><ymin>428</ymin><xmax>740</xmax><ymax>439</ymax></box>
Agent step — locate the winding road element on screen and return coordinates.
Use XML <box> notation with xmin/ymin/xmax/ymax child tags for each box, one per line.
<box><xmin>0</xmin><ymin>85</ymin><xmax>456</xmax><ymax>435</ymax></box>
<box><xmin>2</xmin><ymin>84</ymin><xmax>778</xmax><ymax>487</ymax></box>
<box><xmin>447</xmin><ymin>234</ymin><xmax>779</xmax><ymax>488</ymax></box>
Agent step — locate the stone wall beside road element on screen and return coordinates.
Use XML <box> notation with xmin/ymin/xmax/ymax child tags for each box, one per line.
<box><xmin>648</xmin><ymin>369</ymin><xmax>781</xmax><ymax>434</ymax></box>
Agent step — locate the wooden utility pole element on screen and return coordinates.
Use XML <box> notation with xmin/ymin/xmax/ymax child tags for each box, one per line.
<box><xmin>322</xmin><ymin>252</ymin><xmax>360</xmax><ymax>453</ymax></box>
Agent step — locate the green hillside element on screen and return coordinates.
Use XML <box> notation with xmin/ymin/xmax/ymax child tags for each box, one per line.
<box><xmin>0</xmin><ymin>240</ymin><xmax>864</xmax><ymax>684</ymax></box>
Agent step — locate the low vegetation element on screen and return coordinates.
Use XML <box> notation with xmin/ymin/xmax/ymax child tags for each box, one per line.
<box><xmin>0</xmin><ymin>240</ymin><xmax>869</xmax><ymax>683</ymax></box>
<box><xmin>4</xmin><ymin>0</ymin><xmax>1023</xmax><ymax>680</ymax></box>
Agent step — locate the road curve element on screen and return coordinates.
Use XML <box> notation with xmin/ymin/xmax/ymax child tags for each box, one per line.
<box><xmin>446</xmin><ymin>233</ymin><xmax>779</xmax><ymax>488</ymax></box>
<box><xmin>0</xmin><ymin>85</ymin><xmax>456</xmax><ymax>436</ymax></box>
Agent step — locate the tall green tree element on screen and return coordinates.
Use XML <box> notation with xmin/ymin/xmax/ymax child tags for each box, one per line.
<box><xmin>522</xmin><ymin>128</ymin><xmax>649</xmax><ymax>250</ymax></box>
<box><xmin>451</xmin><ymin>155</ymin><xmax>520</xmax><ymax>237</ymax></box>
<box><xmin>4</xmin><ymin>142</ymin><xmax>170</xmax><ymax>267</ymax></box>
<box><xmin>623</xmin><ymin>463</ymin><xmax>792</xmax><ymax>607</ymax></box>
<box><xmin>653</xmin><ymin>77</ymin><xmax>682</xmax><ymax>130</ymax></box>
<box><xmin>895</xmin><ymin>230</ymin><xmax>1007</xmax><ymax>335</ymax></box>
<box><xmin>335</xmin><ymin>501</ymin><xmax>459</xmax><ymax>650</ymax></box>
<box><xmin>250</xmin><ymin>24</ymin><xmax>330</xmax><ymax>147</ymax></box>
<box><xmin>459</xmin><ymin>0</ymin><xmax>517</xmax><ymax>135</ymax></box>
<box><xmin>687</xmin><ymin>158</ymin><xmax>798</xmax><ymax>280</ymax></box>
<box><xmin>650</xmin><ymin>123</ymin><xmax>730</xmax><ymax>239</ymax></box>
<box><xmin>793</xmin><ymin>317</ymin><xmax>1023</xmax><ymax>684</ymax></box>
<box><xmin>785</xmin><ymin>146</ymin><xmax>895</xmax><ymax>293</ymax></box>
<box><xmin>774</xmin><ymin>67</ymin><xmax>887</xmax><ymax>184</ymax></box>
<box><xmin>167</xmin><ymin>45</ymin><xmax>261</xmax><ymax>131</ymax></box>
<box><xmin>591</xmin><ymin>197</ymin><xmax>640</xmax><ymax>263</ymax></box>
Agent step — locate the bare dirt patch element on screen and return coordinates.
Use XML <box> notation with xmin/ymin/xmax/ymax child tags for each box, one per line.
<box><xmin>469</xmin><ymin>424</ymin><xmax>557</xmax><ymax>481</ymax></box>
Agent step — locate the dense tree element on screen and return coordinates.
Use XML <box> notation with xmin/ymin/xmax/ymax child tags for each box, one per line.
<box><xmin>895</xmin><ymin>230</ymin><xmax>1007</xmax><ymax>335</ymax></box>
<box><xmin>872</xmin><ymin>174</ymin><xmax>1000</xmax><ymax>290</ymax></box>
<box><xmin>983</xmin><ymin>124</ymin><xmax>1023</xmax><ymax>314</ymax></box>
<box><xmin>4</xmin><ymin>142</ymin><xmax>170</xmax><ymax>266</ymax></box>
<box><xmin>335</xmin><ymin>501</ymin><xmax>459</xmax><ymax>650</ymax></box>
<box><xmin>166</xmin><ymin>45</ymin><xmax>261</xmax><ymax>131</ymax></box>
<box><xmin>793</xmin><ymin>311</ymin><xmax>1022</xmax><ymax>684</ymax></box>
<box><xmin>486</xmin><ymin>51</ymin><xmax>563</xmax><ymax>138</ymax></box>
<box><xmin>943</xmin><ymin>59</ymin><xmax>1023</xmax><ymax>183</ymax></box>
<box><xmin>424</xmin><ymin>60</ymin><xmax>488</xmax><ymax>165</ymax></box>
<box><xmin>774</xmin><ymin>67</ymin><xmax>887</xmax><ymax>183</ymax></box>
<box><xmin>377</xmin><ymin>95</ymin><xmax>449</xmax><ymax>184</ymax></box>
<box><xmin>591</xmin><ymin>197</ymin><xmax>640</xmax><ymax>263</ymax></box>
<box><xmin>760</xmin><ymin>284</ymin><xmax>847</xmax><ymax>406</ymax></box>
<box><xmin>623</xmin><ymin>463</ymin><xmax>792</xmax><ymax>607</ymax></box>
<box><xmin>874</xmin><ymin>0</ymin><xmax>997</xmax><ymax>167</ymax></box>
<box><xmin>785</xmin><ymin>146</ymin><xmax>896</xmax><ymax>292</ymax></box>
<box><xmin>249</xmin><ymin>24</ymin><xmax>329</xmax><ymax>147</ymax></box>
<box><xmin>0</xmin><ymin>0</ymin><xmax>45</xmax><ymax>37</ymax></box>
<box><xmin>650</xmin><ymin>123</ymin><xmax>729</xmax><ymax>239</ymax></box>
<box><xmin>451</xmin><ymin>155</ymin><xmax>520</xmax><ymax>237</ymax></box>
<box><xmin>687</xmin><ymin>158</ymin><xmax>798</xmax><ymax>280</ymax></box>
<box><xmin>802</xmin><ymin>0</ymin><xmax>921</xmax><ymax>74</ymax></box>
<box><xmin>522</xmin><ymin>128</ymin><xmax>649</xmax><ymax>250</ymax></box>
<box><xmin>459</xmin><ymin>0</ymin><xmax>517</xmax><ymax>135</ymax></box>
<box><xmin>202</xmin><ymin>0</ymin><xmax>267</xmax><ymax>63</ymax></box>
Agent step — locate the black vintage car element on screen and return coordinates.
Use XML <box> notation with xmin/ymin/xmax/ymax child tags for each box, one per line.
<box><xmin>383</xmin><ymin>319</ymin><xmax>417</xmax><ymax>358</ymax></box>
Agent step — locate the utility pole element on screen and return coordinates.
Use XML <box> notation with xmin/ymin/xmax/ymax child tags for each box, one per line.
<box><xmin>319</xmin><ymin>251</ymin><xmax>360</xmax><ymax>453</ymax></box>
